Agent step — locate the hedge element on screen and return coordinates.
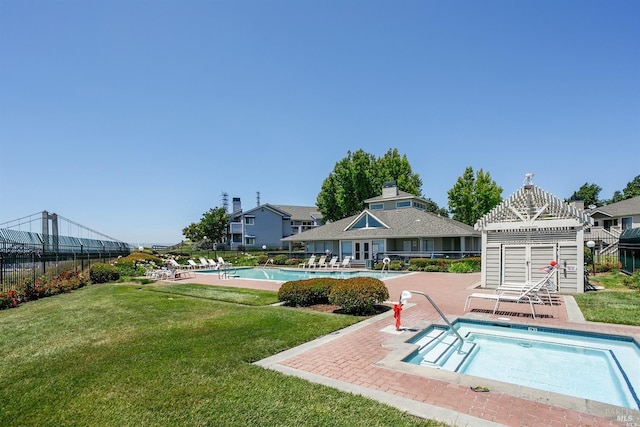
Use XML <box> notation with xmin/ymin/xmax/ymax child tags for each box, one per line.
<box><xmin>277</xmin><ymin>278</ymin><xmax>339</xmax><ymax>306</ymax></box>
<box><xmin>328</xmin><ymin>277</ymin><xmax>389</xmax><ymax>315</ymax></box>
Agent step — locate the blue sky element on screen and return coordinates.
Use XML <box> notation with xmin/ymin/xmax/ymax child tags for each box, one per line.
<box><xmin>1</xmin><ymin>0</ymin><xmax>638</xmax><ymax>245</ymax></box>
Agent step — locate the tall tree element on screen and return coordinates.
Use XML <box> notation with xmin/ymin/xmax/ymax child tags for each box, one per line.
<box><xmin>376</xmin><ymin>148</ymin><xmax>422</xmax><ymax>196</ymax></box>
<box><xmin>447</xmin><ymin>167</ymin><xmax>502</xmax><ymax>226</ymax></box>
<box><xmin>182</xmin><ymin>207</ymin><xmax>229</xmax><ymax>245</ymax></box>
<box><xmin>316</xmin><ymin>149</ymin><xmax>431</xmax><ymax>222</ymax></box>
<box><xmin>317</xmin><ymin>150</ymin><xmax>380</xmax><ymax>221</ymax></box>
<box><xmin>610</xmin><ymin>175</ymin><xmax>640</xmax><ymax>203</ymax></box>
<box><xmin>568</xmin><ymin>183</ymin><xmax>602</xmax><ymax>207</ymax></box>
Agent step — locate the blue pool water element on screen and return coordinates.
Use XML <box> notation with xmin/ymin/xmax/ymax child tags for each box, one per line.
<box><xmin>199</xmin><ymin>267</ymin><xmax>406</xmax><ymax>281</ymax></box>
<box><xmin>404</xmin><ymin>319</ymin><xmax>640</xmax><ymax>409</ymax></box>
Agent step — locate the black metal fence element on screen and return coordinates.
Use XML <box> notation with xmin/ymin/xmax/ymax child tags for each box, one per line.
<box><xmin>0</xmin><ymin>249</ymin><xmax>129</xmax><ymax>292</ymax></box>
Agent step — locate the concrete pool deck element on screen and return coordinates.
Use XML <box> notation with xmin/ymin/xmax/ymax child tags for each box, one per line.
<box><xmin>183</xmin><ymin>270</ymin><xmax>640</xmax><ymax>427</ymax></box>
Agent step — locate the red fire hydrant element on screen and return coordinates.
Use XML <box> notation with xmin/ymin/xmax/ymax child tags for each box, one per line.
<box><xmin>393</xmin><ymin>303</ymin><xmax>403</xmax><ymax>330</ymax></box>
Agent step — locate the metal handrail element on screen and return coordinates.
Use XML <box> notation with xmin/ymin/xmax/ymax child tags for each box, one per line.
<box><xmin>402</xmin><ymin>290</ymin><xmax>464</xmax><ymax>343</ymax></box>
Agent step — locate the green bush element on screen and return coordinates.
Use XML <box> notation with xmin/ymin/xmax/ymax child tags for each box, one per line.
<box><xmin>17</xmin><ymin>278</ymin><xmax>46</xmax><ymax>301</ymax></box>
<box><xmin>328</xmin><ymin>277</ymin><xmax>389</xmax><ymax>315</ymax></box>
<box><xmin>89</xmin><ymin>263</ymin><xmax>120</xmax><ymax>284</ymax></box>
<box><xmin>277</xmin><ymin>278</ymin><xmax>338</xmax><ymax>306</ymax></box>
<box><xmin>622</xmin><ymin>271</ymin><xmax>640</xmax><ymax>290</ymax></box>
<box><xmin>448</xmin><ymin>261</ymin><xmax>475</xmax><ymax>273</ymax></box>
<box><xmin>272</xmin><ymin>254</ymin><xmax>289</xmax><ymax>265</ymax></box>
<box><xmin>0</xmin><ymin>289</ymin><xmax>20</xmax><ymax>310</ymax></box>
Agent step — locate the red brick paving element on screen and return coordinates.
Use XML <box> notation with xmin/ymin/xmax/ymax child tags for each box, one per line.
<box><xmin>183</xmin><ymin>270</ymin><xmax>639</xmax><ymax>427</ymax></box>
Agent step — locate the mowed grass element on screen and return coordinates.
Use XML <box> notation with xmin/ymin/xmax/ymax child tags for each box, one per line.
<box><xmin>0</xmin><ymin>284</ymin><xmax>442</xmax><ymax>427</ymax></box>
<box><xmin>574</xmin><ymin>289</ymin><xmax>640</xmax><ymax>326</ymax></box>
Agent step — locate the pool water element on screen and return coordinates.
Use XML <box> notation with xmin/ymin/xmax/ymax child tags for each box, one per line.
<box><xmin>199</xmin><ymin>267</ymin><xmax>406</xmax><ymax>281</ymax></box>
<box><xmin>404</xmin><ymin>319</ymin><xmax>640</xmax><ymax>409</ymax></box>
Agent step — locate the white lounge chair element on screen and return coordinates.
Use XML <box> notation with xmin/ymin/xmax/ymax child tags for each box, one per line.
<box><xmin>310</xmin><ymin>255</ymin><xmax>326</xmax><ymax>268</ymax></box>
<box><xmin>464</xmin><ymin>267</ymin><xmax>557</xmax><ymax>319</ymax></box>
<box><xmin>199</xmin><ymin>257</ymin><xmax>210</xmax><ymax>268</ymax></box>
<box><xmin>324</xmin><ymin>256</ymin><xmax>339</xmax><ymax>268</ymax></box>
<box><xmin>187</xmin><ymin>259</ymin><xmax>202</xmax><ymax>269</ymax></box>
<box><xmin>298</xmin><ymin>255</ymin><xmax>316</xmax><ymax>269</ymax></box>
<box><xmin>336</xmin><ymin>256</ymin><xmax>351</xmax><ymax>268</ymax></box>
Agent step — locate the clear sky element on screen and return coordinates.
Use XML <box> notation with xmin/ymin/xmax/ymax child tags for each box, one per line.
<box><xmin>1</xmin><ymin>0</ymin><xmax>638</xmax><ymax>245</ymax></box>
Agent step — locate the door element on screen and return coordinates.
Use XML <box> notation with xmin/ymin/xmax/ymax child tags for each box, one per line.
<box><xmin>353</xmin><ymin>241</ymin><xmax>371</xmax><ymax>261</ymax></box>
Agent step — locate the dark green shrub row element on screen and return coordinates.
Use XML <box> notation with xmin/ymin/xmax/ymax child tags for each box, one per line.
<box><xmin>278</xmin><ymin>278</ymin><xmax>339</xmax><ymax>306</ymax></box>
<box><xmin>0</xmin><ymin>270</ymin><xmax>88</xmax><ymax>310</ymax></box>
<box><xmin>328</xmin><ymin>277</ymin><xmax>389</xmax><ymax>315</ymax></box>
<box><xmin>278</xmin><ymin>277</ymin><xmax>389</xmax><ymax>315</ymax></box>
<box><xmin>406</xmin><ymin>257</ymin><xmax>481</xmax><ymax>273</ymax></box>
<box><xmin>89</xmin><ymin>263</ymin><xmax>120</xmax><ymax>284</ymax></box>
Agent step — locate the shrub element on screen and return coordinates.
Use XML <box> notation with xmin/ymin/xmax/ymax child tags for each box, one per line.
<box><xmin>17</xmin><ymin>278</ymin><xmax>46</xmax><ymax>301</ymax></box>
<box><xmin>90</xmin><ymin>263</ymin><xmax>120</xmax><ymax>284</ymax></box>
<box><xmin>277</xmin><ymin>278</ymin><xmax>338</xmax><ymax>306</ymax></box>
<box><xmin>622</xmin><ymin>271</ymin><xmax>640</xmax><ymax>290</ymax></box>
<box><xmin>46</xmin><ymin>270</ymin><xmax>89</xmax><ymax>294</ymax></box>
<box><xmin>272</xmin><ymin>254</ymin><xmax>289</xmax><ymax>265</ymax></box>
<box><xmin>448</xmin><ymin>261</ymin><xmax>475</xmax><ymax>273</ymax></box>
<box><xmin>328</xmin><ymin>277</ymin><xmax>389</xmax><ymax>315</ymax></box>
<box><xmin>0</xmin><ymin>289</ymin><xmax>20</xmax><ymax>310</ymax></box>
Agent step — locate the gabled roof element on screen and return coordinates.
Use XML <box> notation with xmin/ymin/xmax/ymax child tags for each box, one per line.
<box><xmin>231</xmin><ymin>204</ymin><xmax>291</xmax><ymax>219</ymax></box>
<box><xmin>272</xmin><ymin>205</ymin><xmax>323</xmax><ymax>222</ymax></box>
<box><xmin>475</xmin><ymin>184</ymin><xmax>592</xmax><ymax>231</ymax></box>
<box><xmin>282</xmin><ymin>208</ymin><xmax>478</xmax><ymax>242</ymax></box>
<box><xmin>586</xmin><ymin>196</ymin><xmax>640</xmax><ymax>218</ymax></box>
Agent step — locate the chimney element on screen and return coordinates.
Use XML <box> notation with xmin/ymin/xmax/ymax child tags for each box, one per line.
<box><xmin>382</xmin><ymin>181</ymin><xmax>398</xmax><ymax>199</ymax></box>
<box><xmin>232</xmin><ymin>197</ymin><xmax>242</xmax><ymax>212</ymax></box>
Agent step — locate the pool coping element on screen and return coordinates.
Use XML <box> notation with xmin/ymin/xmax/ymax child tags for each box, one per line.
<box><xmin>374</xmin><ymin>315</ymin><xmax>640</xmax><ymax>419</ymax></box>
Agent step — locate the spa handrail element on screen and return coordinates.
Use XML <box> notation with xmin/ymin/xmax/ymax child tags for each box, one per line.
<box><xmin>404</xmin><ymin>290</ymin><xmax>464</xmax><ymax>343</ymax></box>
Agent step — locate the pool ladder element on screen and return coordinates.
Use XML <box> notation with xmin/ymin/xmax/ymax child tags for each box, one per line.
<box><xmin>401</xmin><ymin>290</ymin><xmax>465</xmax><ymax>345</ymax></box>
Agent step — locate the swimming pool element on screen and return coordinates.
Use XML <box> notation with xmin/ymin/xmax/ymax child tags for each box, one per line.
<box><xmin>403</xmin><ymin>319</ymin><xmax>640</xmax><ymax>410</ymax></box>
<box><xmin>199</xmin><ymin>267</ymin><xmax>406</xmax><ymax>281</ymax></box>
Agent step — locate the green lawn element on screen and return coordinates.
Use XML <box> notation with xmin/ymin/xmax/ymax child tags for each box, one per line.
<box><xmin>574</xmin><ymin>271</ymin><xmax>640</xmax><ymax>326</ymax></box>
<box><xmin>0</xmin><ymin>284</ymin><xmax>442</xmax><ymax>427</ymax></box>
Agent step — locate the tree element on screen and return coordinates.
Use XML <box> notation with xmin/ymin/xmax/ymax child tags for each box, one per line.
<box><xmin>316</xmin><ymin>149</ymin><xmax>431</xmax><ymax>222</ymax></box>
<box><xmin>377</xmin><ymin>148</ymin><xmax>422</xmax><ymax>196</ymax></box>
<box><xmin>610</xmin><ymin>175</ymin><xmax>640</xmax><ymax>203</ymax></box>
<box><xmin>447</xmin><ymin>167</ymin><xmax>503</xmax><ymax>226</ymax></box>
<box><xmin>568</xmin><ymin>183</ymin><xmax>602</xmax><ymax>207</ymax></box>
<box><xmin>182</xmin><ymin>207</ymin><xmax>229</xmax><ymax>246</ymax></box>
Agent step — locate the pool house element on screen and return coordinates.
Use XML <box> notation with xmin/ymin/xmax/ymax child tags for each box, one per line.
<box><xmin>281</xmin><ymin>182</ymin><xmax>481</xmax><ymax>267</ymax></box>
<box><xmin>474</xmin><ymin>177</ymin><xmax>593</xmax><ymax>294</ymax></box>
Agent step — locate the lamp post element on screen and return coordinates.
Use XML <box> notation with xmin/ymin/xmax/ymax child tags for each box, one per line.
<box><xmin>586</xmin><ymin>240</ymin><xmax>596</xmax><ymax>276</ymax></box>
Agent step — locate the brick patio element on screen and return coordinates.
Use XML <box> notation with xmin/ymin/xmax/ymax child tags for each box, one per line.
<box><xmin>183</xmin><ymin>270</ymin><xmax>640</xmax><ymax>427</ymax></box>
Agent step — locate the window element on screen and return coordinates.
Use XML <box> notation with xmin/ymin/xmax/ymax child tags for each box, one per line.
<box><xmin>245</xmin><ymin>217</ymin><xmax>255</xmax><ymax>225</ymax></box>
<box><xmin>622</xmin><ymin>217</ymin><xmax>632</xmax><ymax>230</ymax></box>
<box><xmin>370</xmin><ymin>203</ymin><xmax>383</xmax><ymax>210</ymax></box>
<box><xmin>396</xmin><ymin>201</ymin><xmax>411</xmax><ymax>208</ymax></box>
<box><xmin>351</xmin><ymin>214</ymin><xmax>384</xmax><ymax>229</ymax></box>
<box><xmin>245</xmin><ymin>237</ymin><xmax>255</xmax><ymax>245</ymax></box>
<box><xmin>423</xmin><ymin>239</ymin><xmax>434</xmax><ymax>252</ymax></box>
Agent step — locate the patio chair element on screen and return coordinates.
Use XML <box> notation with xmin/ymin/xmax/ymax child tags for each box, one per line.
<box><xmin>187</xmin><ymin>259</ymin><xmax>203</xmax><ymax>269</ymax></box>
<box><xmin>336</xmin><ymin>256</ymin><xmax>351</xmax><ymax>268</ymax></box>
<box><xmin>199</xmin><ymin>257</ymin><xmax>210</xmax><ymax>268</ymax></box>
<box><xmin>298</xmin><ymin>255</ymin><xmax>316</xmax><ymax>269</ymax></box>
<box><xmin>217</xmin><ymin>256</ymin><xmax>233</xmax><ymax>268</ymax></box>
<box><xmin>310</xmin><ymin>255</ymin><xmax>326</xmax><ymax>268</ymax></box>
<box><xmin>324</xmin><ymin>256</ymin><xmax>339</xmax><ymax>268</ymax></box>
<box><xmin>464</xmin><ymin>267</ymin><xmax>557</xmax><ymax>319</ymax></box>
<box><xmin>168</xmin><ymin>259</ymin><xmax>189</xmax><ymax>270</ymax></box>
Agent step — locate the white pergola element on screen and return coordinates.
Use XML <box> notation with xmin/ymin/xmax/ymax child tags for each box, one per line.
<box><xmin>475</xmin><ymin>177</ymin><xmax>593</xmax><ymax>294</ymax></box>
